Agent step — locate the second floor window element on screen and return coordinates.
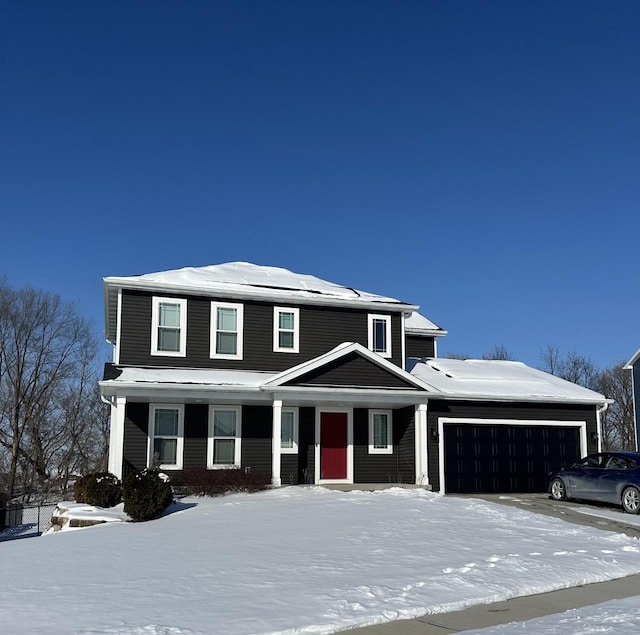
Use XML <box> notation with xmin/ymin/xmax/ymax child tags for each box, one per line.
<box><xmin>151</xmin><ymin>297</ymin><xmax>187</xmax><ymax>357</ymax></box>
<box><xmin>211</xmin><ymin>302</ymin><xmax>243</xmax><ymax>359</ymax></box>
<box><xmin>368</xmin><ymin>314</ymin><xmax>392</xmax><ymax>358</ymax></box>
<box><xmin>274</xmin><ymin>307</ymin><xmax>299</xmax><ymax>353</ymax></box>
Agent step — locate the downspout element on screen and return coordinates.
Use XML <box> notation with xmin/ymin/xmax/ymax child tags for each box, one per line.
<box><xmin>596</xmin><ymin>402</ymin><xmax>608</xmax><ymax>453</ymax></box>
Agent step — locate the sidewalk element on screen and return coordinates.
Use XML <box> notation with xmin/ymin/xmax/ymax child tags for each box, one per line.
<box><xmin>346</xmin><ymin>494</ymin><xmax>640</xmax><ymax>633</ymax></box>
<box><xmin>346</xmin><ymin>573</ymin><xmax>640</xmax><ymax>633</ymax></box>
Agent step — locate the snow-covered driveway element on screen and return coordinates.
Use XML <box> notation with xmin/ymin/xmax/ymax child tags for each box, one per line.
<box><xmin>1</xmin><ymin>487</ymin><xmax>639</xmax><ymax>634</ymax></box>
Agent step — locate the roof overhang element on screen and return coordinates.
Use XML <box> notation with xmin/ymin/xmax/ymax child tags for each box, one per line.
<box><xmin>624</xmin><ymin>348</ymin><xmax>640</xmax><ymax>370</ymax></box>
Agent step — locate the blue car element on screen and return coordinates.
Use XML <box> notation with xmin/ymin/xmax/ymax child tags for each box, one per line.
<box><xmin>548</xmin><ymin>451</ymin><xmax>640</xmax><ymax>514</ymax></box>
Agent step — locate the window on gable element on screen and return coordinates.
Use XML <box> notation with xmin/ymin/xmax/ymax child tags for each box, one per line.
<box><xmin>208</xmin><ymin>406</ymin><xmax>242</xmax><ymax>468</ymax></box>
<box><xmin>368</xmin><ymin>410</ymin><xmax>393</xmax><ymax>454</ymax></box>
<box><xmin>151</xmin><ymin>297</ymin><xmax>187</xmax><ymax>356</ymax></box>
<box><xmin>274</xmin><ymin>307</ymin><xmax>299</xmax><ymax>353</ymax></box>
<box><xmin>368</xmin><ymin>314</ymin><xmax>392</xmax><ymax>358</ymax></box>
<box><xmin>149</xmin><ymin>405</ymin><xmax>184</xmax><ymax>469</ymax></box>
<box><xmin>210</xmin><ymin>302</ymin><xmax>243</xmax><ymax>359</ymax></box>
<box><xmin>280</xmin><ymin>408</ymin><xmax>298</xmax><ymax>454</ymax></box>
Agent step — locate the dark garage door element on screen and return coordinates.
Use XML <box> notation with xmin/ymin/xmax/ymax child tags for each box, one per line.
<box><xmin>443</xmin><ymin>423</ymin><xmax>582</xmax><ymax>494</ymax></box>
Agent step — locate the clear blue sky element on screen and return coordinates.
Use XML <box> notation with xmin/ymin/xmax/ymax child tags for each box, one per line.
<box><xmin>2</xmin><ymin>1</ymin><xmax>638</xmax><ymax>369</ymax></box>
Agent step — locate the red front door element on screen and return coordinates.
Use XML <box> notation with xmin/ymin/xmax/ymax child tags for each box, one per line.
<box><xmin>321</xmin><ymin>412</ymin><xmax>348</xmax><ymax>479</ymax></box>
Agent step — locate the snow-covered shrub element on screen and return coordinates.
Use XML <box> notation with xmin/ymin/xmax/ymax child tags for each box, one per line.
<box><xmin>170</xmin><ymin>468</ymin><xmax>271</xmax><ymax>497</ymax></box>
<box><xmin>74</xmin><ymin>472</ymin><xmax>122</xmax><ymax>508</ymax></box>
<box><xmin>122</xmin><ymin>469</ymin><xmax>173</xmax><ymax>522</ymax></box>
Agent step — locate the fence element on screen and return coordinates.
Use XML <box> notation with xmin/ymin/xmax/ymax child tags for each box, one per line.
<box><xmin>0</xmin><ymin>502</ymin><xmax>56</xmax><ymax>541</ymax></box>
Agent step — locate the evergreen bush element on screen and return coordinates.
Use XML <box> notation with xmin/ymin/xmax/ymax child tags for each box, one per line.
<box><xmin>122</xmin><ymin>469</ymin><xmax>173</xmax><ymax>522</ymax></box>
<box><xmin>73</xmin><ymin>472</ymin><xmax>122</xmax><ymax>508</ymax></box>
<box><xmin>171</xmin><ymin>468</ymin><xmax>271</xmax><ymax>497</ymax></box>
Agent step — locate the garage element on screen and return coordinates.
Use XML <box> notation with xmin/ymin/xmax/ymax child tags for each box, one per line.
<box><xmin>443</xmin><ymin>422</ymin><xmax>583</xmax><ymax>494</ymax></box>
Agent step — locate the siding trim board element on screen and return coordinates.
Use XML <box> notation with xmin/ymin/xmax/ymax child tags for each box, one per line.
<box><xmin>437</xmin><ymin>417</ymin><xmax>588</xmax><ymax>495</ymax></box>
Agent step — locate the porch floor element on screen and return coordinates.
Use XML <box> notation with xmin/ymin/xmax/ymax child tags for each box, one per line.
<box><xmin>314</xmin><ymin>483</ymin><xmax>432</xmax><ymax>492</ymax></box>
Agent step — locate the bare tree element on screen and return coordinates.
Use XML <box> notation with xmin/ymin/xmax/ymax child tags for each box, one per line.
<box><xmin>539</xmin><ymin>345</ymin><xmax>600</xmax><ymax>391</ymax></box>
<box><xmin>599</xmin><ymin>363</ymin><xmax>635</xmax><ymax>451</ymax></box>
<box><xmin>482</xmin><ymin>345</ymin><xmax>515</xmax><ymax>361</ymax></box>
<box><xmin>0</xmin><ymin>281</ymin><xmax>104</xmax><ymax>500</ymax></box>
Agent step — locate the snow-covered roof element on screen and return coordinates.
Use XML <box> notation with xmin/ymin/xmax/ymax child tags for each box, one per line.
<box><xmin>104</xmin><ymin>262</ymin><xmax>419</xmax><ymax>343</ymax></box>
<box><xmin>100</xmin><ymin>367</ymin><xmax>275</xmax><ymax>395</ymax></box>
<box><xmin>405</xmin><ymin>311</ymin><xmax>447</xmax><ymax>336</ymax></box>
<box><xmin>408</xmin><ymin>358</ymin><xmax>607</xmax><ymax>404</ymax></box>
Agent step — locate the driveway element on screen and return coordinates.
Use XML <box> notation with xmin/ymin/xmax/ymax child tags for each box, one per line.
<box><xmin>458</xmin><ymin>492</ymin><xmax>640</xmax><ymax>539</ymax></box>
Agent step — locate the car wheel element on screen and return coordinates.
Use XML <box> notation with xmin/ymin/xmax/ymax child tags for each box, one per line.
<box><xmin>549</xmin><ymin>477</ymin><xmax>567</xmax><ymax>501</ymax></box>
<box><xmin>621</xmin><ymin>486</ymin><xmax>640</xmax><ymax>514</ymax></box>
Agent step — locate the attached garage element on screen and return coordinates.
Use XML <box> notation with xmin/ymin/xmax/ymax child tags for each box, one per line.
<box><xmin>408</xmin><ymin>357</ymin><xmax>607</xmax><ymax>495</ymax></box>
<box><xmin>441</xmin><ymin>420</ymin><xmax>584</xmax><ymax>494</ymax></box>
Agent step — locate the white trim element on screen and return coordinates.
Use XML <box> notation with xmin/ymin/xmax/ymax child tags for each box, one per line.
<box><xmin>114</xmin><ymin>288</ymin><xmax>122</xmax><ymax>364</ymax></box>
<box><xmin>315</xmin><ymin>408</ymin><xmax>353</xmax><ymax>484</ymax></box>
<box><xmin>148</xmin><ymin>403</ymin><xmax>184</xmax><ymax>470</ymax></box>
<box><xmin>151</xmin><ymin>297</ymin><xmax>187</xmax><ymax>357</ymax></box>
<box><xmin>436</xmin><ymin>417</ymin><xmax>588</xmax><ymax>495</ymax></box>
<box><xmin>368</xmin><ymin>314</ymin><xmax>392</xmax><ymax>358</ymax></box>
<box><xmin>108</xmin><ymin>396</ymin><xmax>126</xmax><ymax>479</ymax></box>
<box><xmin>210</xmin><ymin>302</ymin><xmax>244</xmax><ymax>360</ymax></box>
<box><xmin>368</xmin><ymin>409</ymin><xmax>393</xmax><ymax>454</ymax></box>
<box><xmin>207</xmin><ymin>405</ymin><xmax>242</xmax><ymax>469</ymax></box>
<box><xmin>401</xmin><ymin>313</ymin><xmax>406</xmax><ymax>370</ymax></box>
<box><xmin>271</xmin><ymin>400</ymin><xmax>282</xmax><ymax>486</ymax></box>
<box><xmin>415</xmin><ymin>403</ymin><xmax>428</xmax><ymax>485</ymax></box>
<box><xmin>273</xmin><ymin>307</ymin><xmax>300</xmax><ymax>353</ymax></box>
<box><xmin>280</xmin><ymin>407</ymin><xmax>299</xmax><ymax>454</ymax></box>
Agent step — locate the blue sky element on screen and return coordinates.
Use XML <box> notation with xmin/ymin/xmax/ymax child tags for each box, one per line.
<box><xmin>2</xmin><ymin>1</ymin><xmax>638</xmax><ymax>369</ymax></box>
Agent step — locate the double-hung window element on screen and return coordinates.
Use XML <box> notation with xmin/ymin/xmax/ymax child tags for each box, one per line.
<box><xmin>210</xmin><ymin>302</ymin><xmax>243</xmax><ymax>359</ymax></box>
<box><xmin>149</xmin><ymin>404</ymin><xmax>184</xmax><ymax>469</ymax></box>
<box><xmin>368</xmin><ymin>409</ymin><xmax>392</xmax><ymax>454</ymax></box>
<box><xmin>273</xmin><ymin>307</ymin><xmax>299</xmax><ymax>353</ymax></box>
<box><xmin>151</xmin><ymin>297</ymin><xmax>187</xmax><ymax>356</ymax></box>
<box><xmin>208</xmin><ymin>406</ymin><xmax>242</xmax><ymax>468</ymax></box>
<box><xmin>368</xmin><ymin>314</ymin><xmax>392</xmax><ymax>358</ymax></box>
<box><xmin>280</xmin><ymin>408</ymin><xmax>298</xmax><ymax>454</ymax></box>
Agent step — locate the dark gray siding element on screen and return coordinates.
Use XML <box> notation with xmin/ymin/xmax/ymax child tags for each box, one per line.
<box><xmin>183</xmin><ymin>404</ymin><xmax>208</xmax><ymax>469</ymax></box>
<box><xmin>405</xmin><ymin>335</ymin><xmax>436</xmax><ymax>359</ymax></box>
<box><xmin>241</xmin><ymin>406</ymin><xmax>272</xmax><ymax>474</ymax></box>
<box><xmin>118</xmin><ymin>290</ymin><xmax>404</xmax><ymax>370</ymax></box>
<box><xmin>352</xmin><ymin>407</ymin><xmax>415</xmax><ymax>483</ymax></box>
<box><xmin>287</xmin><ymin>352</ymin><xmax>418</xmax><ymax>389</ymax></box>
<box><xmin>299</xmin><ymin>407</ymin><xmax>316</xmax><ymax>484</ymax></box>
<box><xmin>426</xmin><ymin>400</ymin><xmax>599</xmax><ymax>492</ymax></box>
<box><xmin>123</xmin><ymin>402</ymin><xmax>149</xmax><ymax>477</ymax></box>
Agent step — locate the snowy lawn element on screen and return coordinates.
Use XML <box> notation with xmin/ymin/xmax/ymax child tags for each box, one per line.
<box><xmin>1</xmin><ymin>486</ymin><xmax>640</xmax><ymax>635</ymax></box>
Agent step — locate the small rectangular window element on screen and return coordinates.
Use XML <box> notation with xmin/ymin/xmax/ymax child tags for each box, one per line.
<box><xmin>210</xmin><ymin>302</ymin><xmax>244</xmax><ymax>359</ymax></box>
<box><xmin>208</xmin><ymin>407</ymin><xmax>242</xmax><ymax>468</ymax></box>
<box><xmin>151</xmin><ymin>297</ymin><xmax>187</xmax><ymax>357</ymax></box>
<box><xmin>368</xmin><ymin>314</ymin><xmax>392</xmax><ymax>358</ymax></box>
<box><xmin>368</xmin><ymin>410</ymin><xmax>392</xmax><ymax>454</ymax></box>
<box><xmin>149</xmin><ymin>405</ymin><xmax>184</xmax><ymax>469</ymax></box>
<box><xmin>274</xmin><ymin>307</ymin><xmax>299</xmax><ymax>353</ymax></box>
<box><xmin>280</xmin><ymin>408</ymin><xmax>298</xmax><ymax>453</ymax></box>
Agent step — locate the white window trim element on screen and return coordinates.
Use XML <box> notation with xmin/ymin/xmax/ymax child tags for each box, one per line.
<box><xmin>207</xmin><ymin>406</ymin><xmax>242</xmax><ymax>469</ymax></box>
<box><xmin>280</xmin><ymin>407</ymin><xmax>299</xmax><ymax>454</ymax></box>
<box><xmin>368</xmin><ymin>409</ymin><xmax>393</xmax><ymax>454</ymax></box>
<box><xmin>210</xmin><ymin>302</ymin><xmax>244</xmax><ymax>360</ymax></box>
<box><xmin>273</xmin><ymin>306</ymin><xmax>300</xmax><ymax>353</ymax></box>
<box><xmin>151</xmin><ymin>297</ymin><xmax>187</xmax><ymax>357</ymax></box>
<box><xmin>368</xmin><ymin>314</ymin><xmax>392</xmax><ymax>358</ymax></box>
<box><xmin>148</xmin><ymin>404</ymin><xmax>184</xmax><ymax>470</ymax></box>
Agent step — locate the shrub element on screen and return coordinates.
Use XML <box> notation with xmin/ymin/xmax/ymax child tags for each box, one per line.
<box><xmin>170</xmin><ymin>468</ymin><xmax>271</xmax><ymax>497</ymax></box>
<box><xmin>74</xmin><ymin>472</ymin><xmax>122</xmax><ymax>508</ymax></box>
<box><xmin>123</xmin><ymin>469</ymin><xmax>173</xmax><ymax>522</ymax></box>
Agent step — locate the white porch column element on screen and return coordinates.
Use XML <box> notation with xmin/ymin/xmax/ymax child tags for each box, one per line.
<box><xmin>108</xmin><ymin>396</ymin><xmax>126</xmax><ymax>479</ymax></box>
<box><xmin>414</xmin><ymin>403</ymin><xmax>429</xmax><ymax>486</ymax></box>
<box><xmin>271</xmin><ymin>399</ymin><xmax>282</xmax><ymax>487</ymax></box>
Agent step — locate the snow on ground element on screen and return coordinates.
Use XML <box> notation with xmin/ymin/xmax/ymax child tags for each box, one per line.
<box><xmin>460</xmin><ymin>596</ymin><xmax>640</xmax><ymax>635</ymax></box>
<box><xmin>1</xmin><ymin>487</ymin><xmax>640</xmax><ymax>635</ymax></box>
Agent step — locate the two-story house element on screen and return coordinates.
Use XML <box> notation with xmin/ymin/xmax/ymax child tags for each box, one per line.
<box><xmin>99</xmin><ymin>262</ymin><xmax>608</xmax><ymax>494</ymax></box>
